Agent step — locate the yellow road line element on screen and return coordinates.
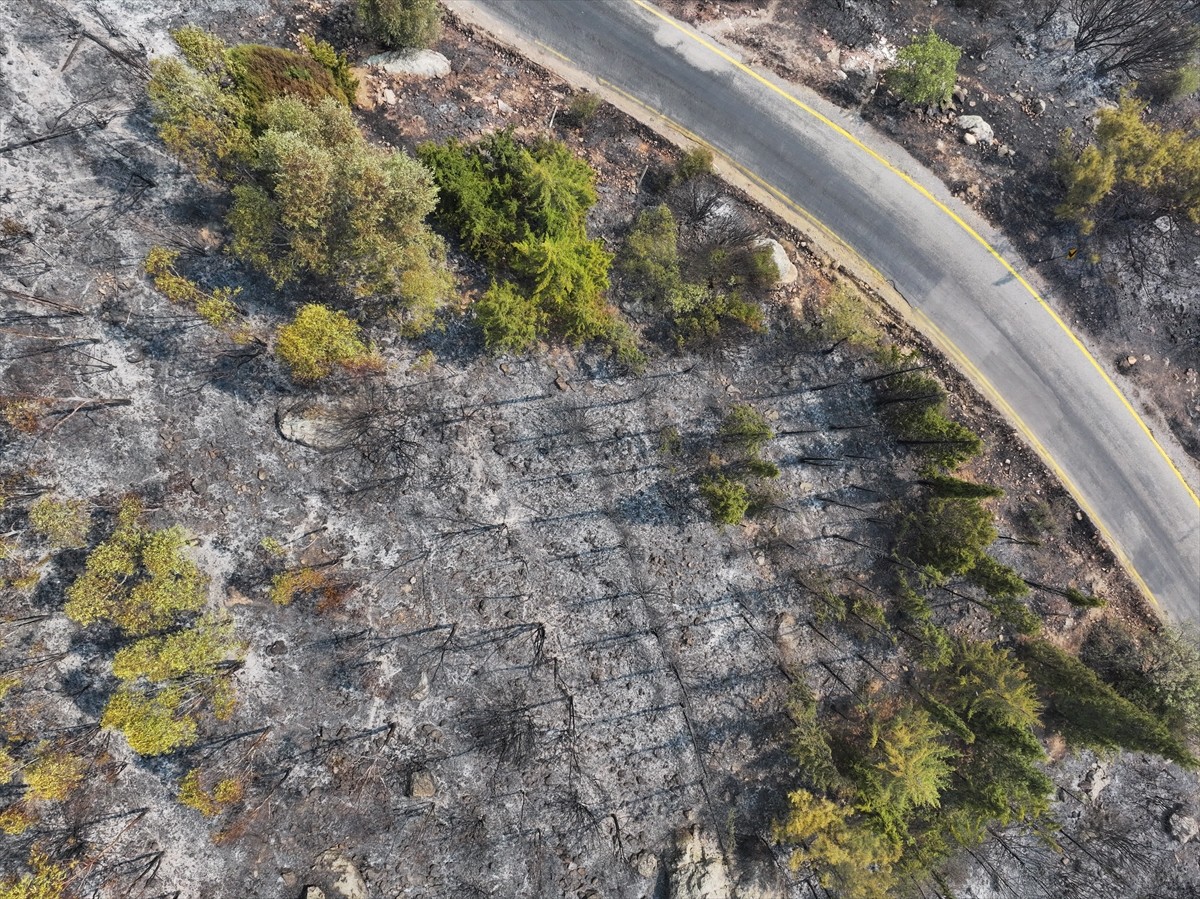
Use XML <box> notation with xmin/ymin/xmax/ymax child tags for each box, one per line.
<box><xmin>556</xmin><ymin>38</ymin><xmax>1167</xmax><ymax>609</ymax></box>
<box><xmin>629</xmin><ymin>0</ymin><xmax>1200</xmax><ymax>510</ymax></box>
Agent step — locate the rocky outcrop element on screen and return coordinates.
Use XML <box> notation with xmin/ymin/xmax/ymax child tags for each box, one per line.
<box><xmin>755</xmin><ymin>238</ymin><xmax>798</xmax><ymax>285</ymax></box>
<box><xmin>670</xmin><ymin>827</ymin><xmax>731</xmax><ymax>899</ymax></box>
<box><xmin>364</xmin><ymin>49</ymin><xmax>451</xmax><ymax>78</ymax></box>
<box><xmin>1169</xmin><ymin>809</ymin><xmax>1199</xmax><ymax>845</ymax></box>
<box><xmin>957</xmin><ymin>114</ymin><xmax>994</xmax><ymax>145</ymax></box>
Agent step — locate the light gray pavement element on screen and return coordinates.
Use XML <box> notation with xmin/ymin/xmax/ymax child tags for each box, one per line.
<box><xmin>446</xmin><ymin>0</ymin><xmax>1200</xmax><ymax>621</ymax></box>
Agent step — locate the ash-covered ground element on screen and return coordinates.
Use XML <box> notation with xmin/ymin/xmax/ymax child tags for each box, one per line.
<box><xmin>1</xmin><ymin>1</ymin><xmax>1197</xmax><ymax>897</ymax></box>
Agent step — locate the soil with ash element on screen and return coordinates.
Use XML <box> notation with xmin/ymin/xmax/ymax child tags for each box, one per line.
<box><xmin>658</xmin><ymin>0</ymin><xmax>1200</xmax><ymax>464</ymax></box>
<box><xmin>0</xmin><ymin>1</ymin><xmax>1194</xmax><ymax>898</ymax></box>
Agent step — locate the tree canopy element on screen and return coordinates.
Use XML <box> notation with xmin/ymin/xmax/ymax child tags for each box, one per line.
<box><xmin>891</xmin><ymin>31</ymin><xmax>961</xmax><ymax>106</ymax></box>
<box><xmin>1055</xmin><ymin>92</ymin><xmax>1200</xmax><ymax>234</ymax></box>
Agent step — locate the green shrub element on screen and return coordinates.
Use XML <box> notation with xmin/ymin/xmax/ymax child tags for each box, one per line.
<box><xmin>819</xmin><ymin>281</ymin><xmax>885</xmax><ymax>351</ymax></box>
<box><xmin>475</xmin><ymin>281</ymin><xmax>545</xmax><ymax>354</ymax></box>
<box><xmin>144</xmin><ymin>247</ymin><xmax>249</xmax><ymax>340</ymax></box>
<box><xmin>700</xmin><ymin>475</ymin><xmax>750</xmax><ymax>525</ymax></box>
<box><xmin>674</xmin><ymin>147</ymin><xmax>714</xmax><ymax>183</ymax></box>
<box><xmin>1063</xmin><ymin>587</ymin><xmax>1105</xmax><ymax>608</ymax></box>
<box><xmin>719</xmin><ymin>403</ymin><xmax>774</xmax><ymax>455</ymax></box>
<box><xmin>666</xmin><ymin>281</ymin><xmax>762</xmax><ymax>346</ymax></box>
<box><xmin>299</xmin><ymin>34</ymin><xmax>359</xmax><ymax>105</ymax></box>
<box><xmin>29</xmin><ymin>495</ymin><xmax>90</xmax><ymax>549</ymax></box>
<box><xmin>900</xmin><ymin>496</ymin><xmax>997</xmax><ymax>581</ymax></box>
<box><xmin>1021</xmin><ymin>639</ymin><xmax>1196</xmax><ymax>766</ymax></box>
<box><xmin>1055</xmin><ymin>92</ymin><xmax>1200</xmax><ymax>234</ymax></box>
<box><xmin>360</xmin><ymin>0</ymin><xmax>442</xmax><ymax>49</ymax></box>
<box><xmin>65</xmin><ymin>498</ymin><xmax>207</xmax><ymax>635</ymax></box>
<box><xmin>230</xmin><ymin>98</ymin><xmax>450</xmax><ymax>326</ymax></box>
<box><xmin>100</xmin><ymin>686</ymin><xmax>197</xmax><ymax>756</ymax></box>
<box><xmin>112</xmin><ymin>615</ymin><xmax>239</xmax><ymax>682</ymax></box>
<box><xmin>563</xmin><ymin>91</ymin><xmax>602</xmax><ymax>127</ymax></box>
<box><xmin>148</xmin><ymin>30</ymin><xmax>447</xmax><ymax>324</ymax></box>
<box><xmin>620</xmin><ymin>204</ymin><xmax>681</xmax><ymax>303</ymax></box>
<box><xmin>965</xmin><ymin>554</ymin><xmax>1028</xmax><ymax>599</ymax></box>
<box><xmin>890</xmin><ymin>30</ymin><xmax>961</xmax><ymax>106</ymax></box>
<box><xmin>225</xmin><ymin>43</ymin><xmax>345</xmax><ymax>121</ymax></box>
<box><xmin>419</xmin><ymin>131</ymin><xmax>625</xmax><ymax>350</ymax></box>
<box><xmin>275</xmin><ymin>304</ymin><xmax>379</xmax><ymax>383</ymax></box>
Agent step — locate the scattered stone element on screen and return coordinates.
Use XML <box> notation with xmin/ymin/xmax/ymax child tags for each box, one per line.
<box><xmin>1080</xmin><ymin>763</ymin><xmax>1112</xmax><ymax>800</ymax></box>
<box><xmin>266</xmin><ymin>639</ymin><xmax>287</xmax><ymax>656</ymax></box>
<box><xmin>754</xmin><ymin>238</ymin><xmax>798</xmax><ymax>285</ymax></box>
<box><xmin>409</xmin><ymin>769</ymin><xmax>437</xmax><ymax>799</ymax></box>
<box><xmin>381</xmin><ymin>87</ymin><xmax>396</xmax><ymax>105</ymax></box>
<box><xmin>670</xmin><ymin>827</ymin><xmax>731</xmax><ymax>899</ymax></box>
<box><xmin>952</xmin><ymin>85</ymin><xmax>967</xmax><ymax>103</ymax></box>
<box><xmin>302</xmin><ymin>887</ymin><xmax>326</xmax><ymax>899</ymax></box>
<box><xmin>554</xmin><ymin>373</ymin><xmax>570</xmax><ymax>392</ymax></box>
<box><xmin>364</xmin><ymin>49</ymin><xmax>451</xmax><ymax>79</ymax></box>
<box><xmin>957</xmin><ymin>114</ymin><xmax>994</xmax><ymax>144</ymax></box>
<box><xmin>963</xmin><ymin>132</ymin><xmax>978</xmax><ymax>146</ymax></box>
<box><xmin>327</xmin><ymin>857</ymin><xmax>366</xmax><ymax>899</ymax></box>
<box><xmin>1169</xmin><ymin>810</ymin><xmax>1199</xmax><ymax>844</ymax></box>
<box><xmin>633</xmin><ymin>850</ymin><xmax>659</xmax><ymax>879</ymax></box>
<box><xmin>1034</xmin><ymin>98</ymin><xmax>1047</xmax><ymax>115</ymax></box>
<box><xmin>276</xmin><ymin>403</ymin><xmax>346</xmax><ymax>452</ymax></box>
<box><xmin>496</xmin><ymin>98</ymin><xmax>513</xmax><ymax>115</ymax></box>
<box><xmin>410</xmin><ymin>670</ymin><xmax>430</xmax><ymax>701</ymax></box>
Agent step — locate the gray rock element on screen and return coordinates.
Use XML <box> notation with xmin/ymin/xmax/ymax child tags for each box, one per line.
<box><xmin>754</xmin><ymin>238</ymin><xmax>798</xmax><ymax>285</ymax></box>
<box><xmin>957</xmin><ymin>114</ymin><xmax>994</xmax><ymax>144</ymax></box>
<box><xmin>409</xmin><ymin>769</ymin><xmax>437</xmax><ymax>799</ymax></box>
<box><xmin>1080</xmin><ymin>763</ymin><xmax>1112</xmax><ymax>801</ymax></box>
<box><xmin>670</xmin><ymin>827</ymin><xmax>731</xmax><ymax>899</ymax></box>
<box><xmin>633</xmin><ymin>850</ymin><xmax>660</xmax><ymax>879</ymax></box>
<box><xmin>364</xmin><ymin>49</ymin><xmax>450</xmax><ymax>79</ymax></box>
<box><xmin>275</xmin><ymin>404</ymin><xmax>346</xmax><ymax>452</ymax></box>
<box><xmin>329</xmin><ymin>856</ymin><xmax>367</xmax><ymax>899</ymax></box>
<box><xmin>1169</xmin><ymin>810</ymin><xmax>1199</xmax><ymax>844</ymax></box>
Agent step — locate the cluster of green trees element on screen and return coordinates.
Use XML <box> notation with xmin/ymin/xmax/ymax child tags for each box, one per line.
<box><xmin>698</xmin><ymin>404</ymin><xmax>779</xmax><ymax>525</ymax></box>
<box><xmin>779</xmin><ymin>619</ymin><xmax>1199</xmax><ymax>895</ymax></box>
<box><xmin>1055</xmin><ymin>92</ymin><xmax>1200</xmax><ymax>234</ymax></box>
<box><xmin>619</xmin><ymin>203</ymin><xmax>765</xmax><ymax>346</ymax></box>
<box><xmin>148</xmin><ymin>28</ymin><xmax>451</xmax><ymax>332</ymax></box>
<box><xmin>779</xmin><ymin>639</ymin><xmax>1052</xmax><ymax>897</ymax></box>
<box><xmin>890</xmin><ymin>30</ymin><xmax>962</xmax><ymax>106</ymax></box>
<box><xmin>65</xmin><ymin>498</ymin><xmax>242</xmax><ymax>755</ymax></box>
<box><xmin>418</xmin><ymin>130</ymin><xmax>635</xmax><ymax>358</ymax></box>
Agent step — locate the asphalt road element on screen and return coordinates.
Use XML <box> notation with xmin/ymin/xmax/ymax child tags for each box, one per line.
<box><xmin>447</xmin><ymin>0</ymin><xmax>1200</xmax><ymax>621</ymax></box>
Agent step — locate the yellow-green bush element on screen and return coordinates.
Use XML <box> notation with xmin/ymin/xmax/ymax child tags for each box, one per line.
<box><xmin>274</xmin><ymin>304</ymin><xmax>380</xmax><ymax>383</ymax></box>
<box><xmin>28</xmin><ymin>495</ymin><xmax>90</xmax><ymax>549</ymax></box>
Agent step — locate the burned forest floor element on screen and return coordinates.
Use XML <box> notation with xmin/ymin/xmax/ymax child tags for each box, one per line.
<box><xmin>0</xmin><ymin>1</ymin><xmax>1197</xmax><ymax>898</ymax></box>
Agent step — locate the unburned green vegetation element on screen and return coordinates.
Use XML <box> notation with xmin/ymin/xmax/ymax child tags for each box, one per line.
<box><xmin>65</xmin><ymin>498</ymin><xmax>242</xmax><ymax>755</ymax></box>
<box><xmin>418</xmin><ymin>130</ymin><xmax>633</xmax><ymax>356</ymax></box>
